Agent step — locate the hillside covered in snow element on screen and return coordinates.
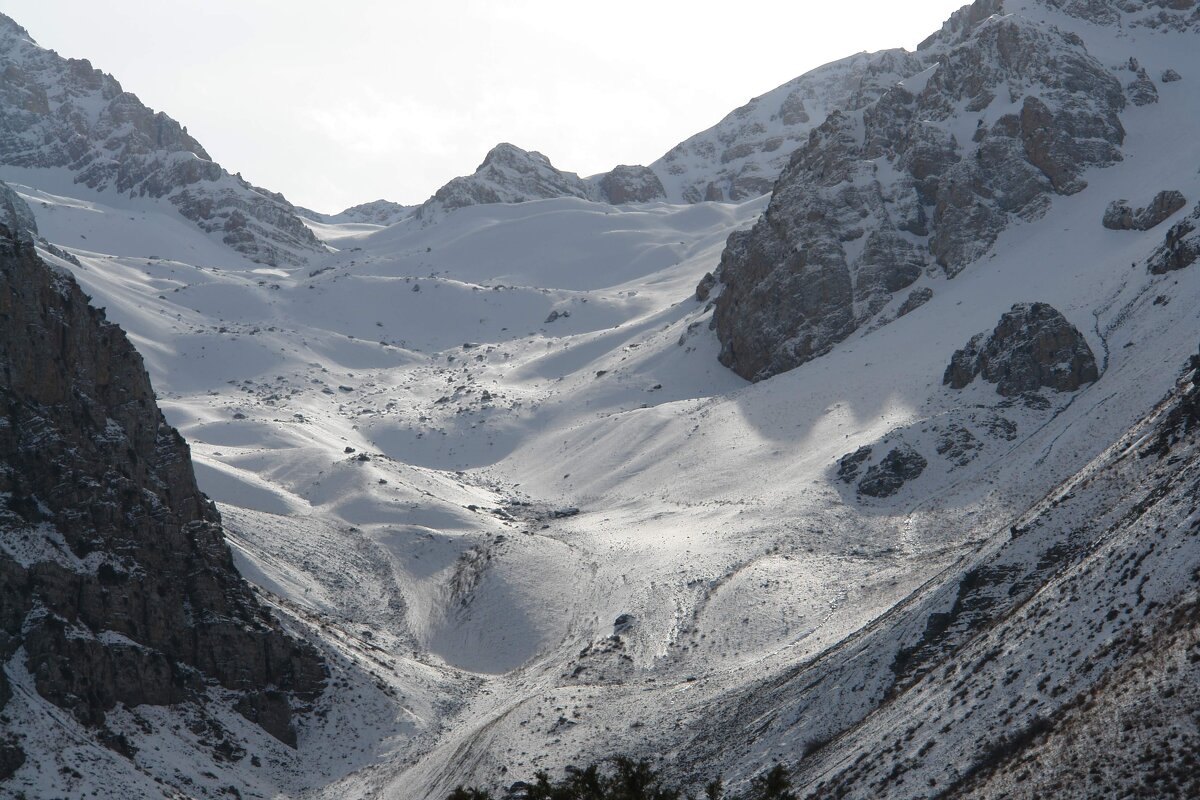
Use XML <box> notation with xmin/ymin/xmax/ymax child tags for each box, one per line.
<box><xmin>3</xmin><ymin>1</ymin><xmax>1200</xmax><ymax>799</ymax></box>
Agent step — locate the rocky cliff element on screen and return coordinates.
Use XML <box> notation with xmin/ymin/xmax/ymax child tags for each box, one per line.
<box><xmin>710</xmin><ymin>0</ymin><xmax>1134</xmax><ymax>380</ymax></box>
<box><xmin>0</xmin><ymin>14</ymin><xmax>323</xmax><ymax>265</ymax></box>
<box><xmin>0</xmin><ymin>182</ymin><xmax>324</xmax><ymax>769</ymax></box>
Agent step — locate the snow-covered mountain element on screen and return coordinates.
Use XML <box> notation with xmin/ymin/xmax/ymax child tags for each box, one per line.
<box><xmin>0</xmin><ymin>14</ymin><xmax>324</xmax><ymax>266</ymax></box>
<box><xmin>649</xmin><ymin>49</ymin><xmax>924</xmax><ymax>203</ymax></box>
<box><xmin>3</xmin><ymin>1</ymin><xmax>1200</xmax><ymax>798</ymax></box>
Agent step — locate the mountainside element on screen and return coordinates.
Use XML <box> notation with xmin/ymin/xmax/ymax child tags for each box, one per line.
<box><xmin>649</xmin><ymin>49</ymin><xmax>923</xmax><ymax>204</ymax></box>
<box><xmin>4</xmin><ymin>1</ymin><xmax>1200</xmax><ymax>799</ymax></box>
<box><xmin>710</xmin><ymin>0</ymin><xmax>1155</xmax><ymax>380</ymax></box>
<box><xmin>0</xmin><ymin>14</ymin><xmax>323</xmax><ymax>265</ymax></box>
<box><xmin>0</xmin><ymin>182</ymin><xmax>326</xmax><ymax>794</ymax></box>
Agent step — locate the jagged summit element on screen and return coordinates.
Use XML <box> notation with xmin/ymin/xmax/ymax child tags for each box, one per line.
<box><xmin>0</xmin><ymin>16</ymin><xmax>322</xmax><ymax>265</ymax></box>
<box><xmin>413</xmin><ymin>142</ymin><xmax>596</xmax><ymax>221</ymax></box>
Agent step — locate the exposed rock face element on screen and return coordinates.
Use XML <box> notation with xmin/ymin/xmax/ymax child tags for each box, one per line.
<box><xmin>0</xmin><ymin>15</ymin><xmax>322</xmax><ymax>265</ymax></box>
<box><xmin>858</xmin><ymin>445</ymin><xmax>927</xmax><ymax>497</ymax></box>
<box><xmin>1103</xmin><ymin>190</ymin><xmax>1186</xmax><ymax>230</ymax></box>
<box><xmin>596</xmin><ymin>165</ymin><xmax>666</xmax><ymax>204</ymax></box>
<box><xmin>0</xmin><ymin>184</ymin><xmax>324</xmax><ymax>747</ymax></box>
<box><xmin>651</xmin><ymin>50</ymin><xmax>923</xmax><ymax>203</ymax></box>
<box><xmin>896</xmin><ymin>286</ymin><xmax>934</xmax><ymax>317</ymax></box>
<box><xmin>1148</xmin><ymin>201</ymin><xmax>1200</xmax><ymax>274</ymax></box>
<box><xmin>1126</xmin><ymin>67</ymin><xmax>1160</xmax><ymax>105</ymax></box>
<box><xmin>711</xmin><ymin>0</ymin><xmax>1125</xmax><ymax>380</ymax></box>
<box><xmin>1162</xmin><ymin>68</ymin><xmax>1183</xmax><ymax>82</ymax></box>
<box><xmin>837</xmin><ymin>446</ymin><xmax>873</xmax><ymax>483</ymax></box>
<box><xmin>415</xmin><ymin>143</ymin><xmax>599</xmax><ymax>221</ymax></box>
<box><xmin>944</xmin><ymin>302</ymin><xmax>1099</xmax><ymax>396</ymax></box>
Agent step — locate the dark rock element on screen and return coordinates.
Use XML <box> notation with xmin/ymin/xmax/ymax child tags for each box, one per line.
<box><xmin>0</xmin><ymin>737</ymin><xmax>24</xmax><ymax>781</ymax></box>
<box><xmin>695</xmin><ymin>272</ymin><xmax>716</xmax><ymax>302</ymax></box>
<box><xmin>596</xmin><ymin>165</ymin><xmax>666</xmax><ymax>204</ymax></box>
<box><xmin>837</xmin><ymin>446</ymin><xmax>873</xmax><ymax>483</ymax></box>
<box><xmin>234</xmin><ymin>691</ymin><xmax>298</xmax><ymax>748</ymax></box>
<box><xmin>544</xmin><ymin>309</ymin><xmax>570</xmax><ymax>323</ymax></box>
<box><xmin>1126</xmin><ymin>68</ymin><xmax>1159</xmax><ymax>105</ymax></box>
<box><xmin>937</xmin><ymin>424</ymin><xmax>982</xmax><ymax>466</ymax></box>
<box><xmin>1161</xmin><ymin>68</ymin><xmax>1182</xmax><ymax>83</ymax></box>
<box><xmin>944</xmin><ymin>302</ymin><xmax>1099</xmax><ymax>396</ymax></box>
<box><xmin>897</xmin><ymin>287</ymin><xmax>934</xmax><ymax>317</ymax></box>
<box><xmin>1148</xmin><ymin>202</ymin><xmax>1200</xmax><ymax>274</ymax></box>
<box><xmin>1103</xmin><ymin>190</ymin><xmax>1185</xmax><ymax>231</ymax></box>
<box><xmin>0</xmin><ymin>183</ymin><xmax>324</xmax><ymax>744</ymax></box>
<box><xmin>858</xmin><ymin>445</ymin><xmax>927</xmax><ymax>497</ymax></box>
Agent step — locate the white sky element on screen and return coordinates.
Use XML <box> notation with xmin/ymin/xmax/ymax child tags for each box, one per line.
<box><xmin>3</xmin><ymin>1</ymin><xmax>965</xmax><ymax>213</ymax></box>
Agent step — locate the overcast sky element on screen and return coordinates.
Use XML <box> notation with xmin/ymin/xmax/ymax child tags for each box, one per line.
<box><xmin>4</xmin><ymin>1</ymin><xmax>964</xmax><ymax>212</ymax></box>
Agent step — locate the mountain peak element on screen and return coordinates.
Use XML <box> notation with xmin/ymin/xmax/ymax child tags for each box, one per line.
<box><xmin>480</xmin><ymin>142</ymin><xmax>553</xmax><ymax>170</ymax></box>
<box><xmin>0</xmin><ymin>12</ymin><xmax>34</xmax><ymax>45</ymax></box>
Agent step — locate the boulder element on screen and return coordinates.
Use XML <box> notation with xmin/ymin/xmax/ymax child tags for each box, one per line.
<box><xmin>944</xmin><ymin>302</ymin><xmax>1099</xmax><ymax>396</ymax></box>
<box><xmin>858</xmin><ymin>445</ymin><xmax>928</xmax><ymax>497</ymax></box>
<box><xmin>1148</xmin><ymin>202</ymin><xmax>1200</xmax><ymax>274</ymax></box>
<box><xmin>1103</xmin><ymin>190</ymin><xmax>1186</xmax><ymax>230</ymax></box>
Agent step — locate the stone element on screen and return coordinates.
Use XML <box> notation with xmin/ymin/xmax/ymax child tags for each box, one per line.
<box><xmin>897</xmin><ymin>287</ymin><xmax>934</xmax><ymax>317</ymax></box>
<box><xmin>858</xmin><ymin>445</ymin><xmax>928</xmax><ymax>497</ymax></box>
<box><xmin>944</xmin><ymin>302</ymin><xmax>1099</xmax><ymax>396</ymax></box>
<box><xmin>695</xmin><ymin>272</ymin><xmax>716</xmax><ymax>302</ymax></box>
<box><xmin>837</xmin><ymin>446</ymin><xmax>873</xmax><ymax>483</ymax></box>
<box><xmin>1147</xmin><ymin>202</ymin><xmax>1200</xmax><ymax>274</ymax></box>
<box><xmin>1126</xmin><ymin>68</ymin><xmax>1159</xmax><ymax>105</ymax></box>
<box><xmin>1161</xmin><ymin>68</ymin><xmax>1183</xmax><ymax>83</ymax></box>
<box><xmin>937</xmin><ymin>424</ymin><xmax>982</xmax><ymax>466</ymax></box>
<box><xmin>1103</xmin><ymin>190</ymin><xmax>1186</xmax><ymax>231</ymax></box>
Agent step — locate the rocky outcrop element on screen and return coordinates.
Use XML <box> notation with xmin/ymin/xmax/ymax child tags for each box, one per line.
<box><xmin>0</xmin><ymin>183</ymin><xmax>324</xmax><ymax>747</ymax></box>
<box><xmin>711</xmin><ymin>0</ymin><xmax>1125</xmax><ymax>380</ymax></box>
<box><xmin>1125</xmin><ymin>67</ymin><xmax>1160</xmax><ymax>105</ymax></box>
<box><xmin>944</xmin><ymin>302</ymin><xmax>1099</xmax><ymax>396</ymax></box>
<box><xmin>1103</xmin><ymin>190</ymin><xmax>1186</xmax><ymax>230</ymax></box>
<box><xmin>858</xmin><ymin>445</ymin><xmax>928</xmax><ymax>498</ymax></box>
<box><xmin>414</xmin><ymin>143</ymin><xmax>598</xmax><ymax>221</ymax></box>
<box><xmin>0</xmin><ymin>15</ymin><xmax>322</xmax><ymax>265</ymax></box>
<box><xmin>1147</xmin><ymin>201</ymin><xmax>1200</xmax><ymax>274</ymax></box>
<box><xmin>595</xmin><ymin>165</ymin><xmax>666</xmax><ymax>204</ymax></box>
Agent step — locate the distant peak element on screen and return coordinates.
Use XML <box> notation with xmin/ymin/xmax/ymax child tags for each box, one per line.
<box><xmin>480</xmin><ymin>143</ymin><xmax>552</xmax><ymax>170</ymax></box>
